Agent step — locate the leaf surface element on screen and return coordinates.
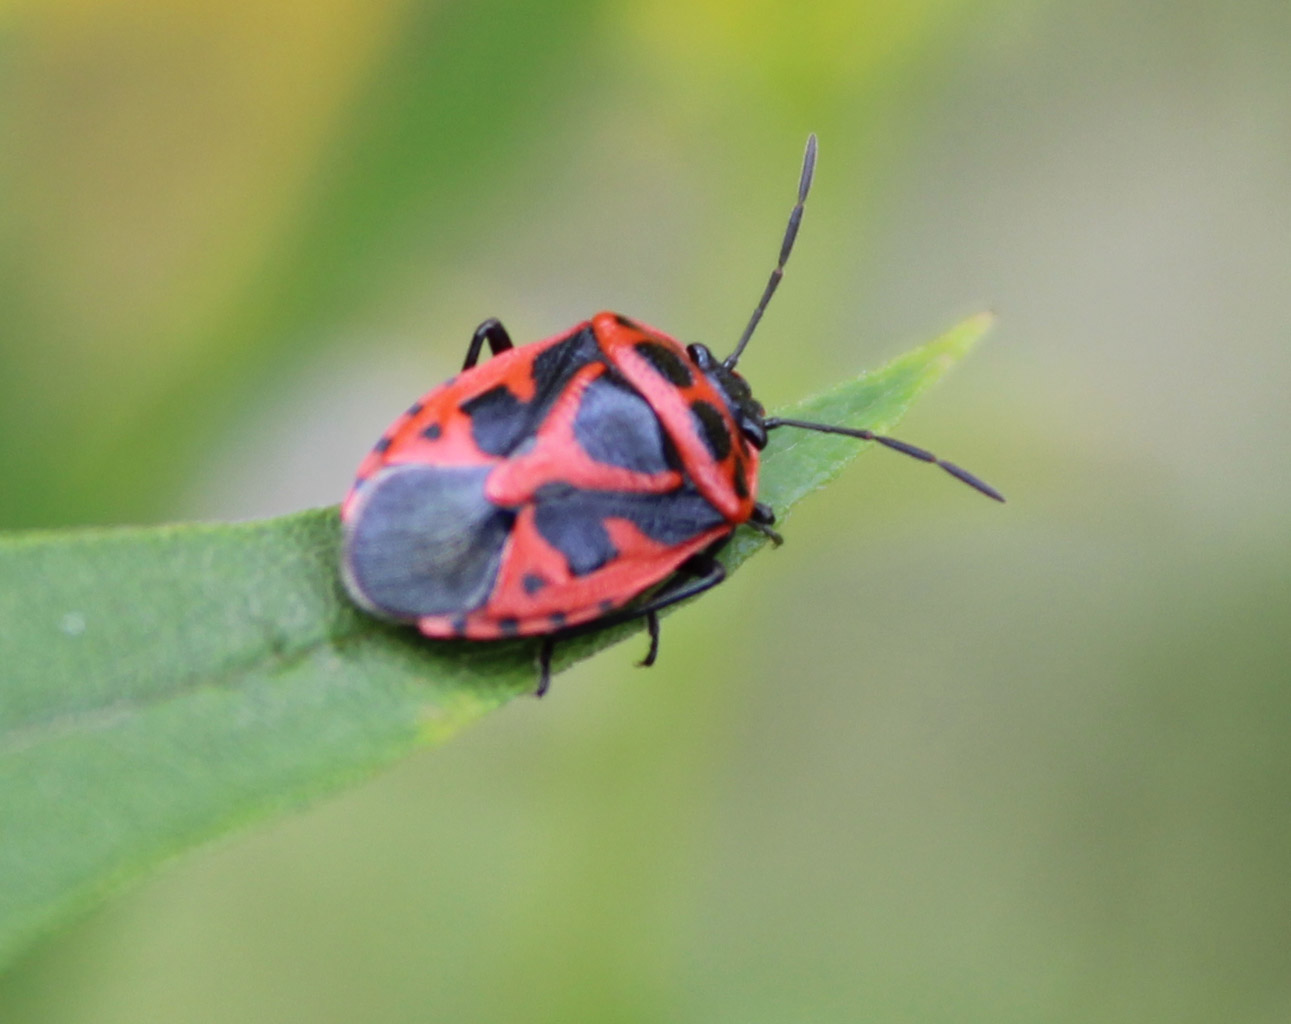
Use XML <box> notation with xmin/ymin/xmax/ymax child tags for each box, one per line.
<box><xmin>0</xmin><ymin>314</ymin><xmax>992</xmax><ymax>969</ymax></box>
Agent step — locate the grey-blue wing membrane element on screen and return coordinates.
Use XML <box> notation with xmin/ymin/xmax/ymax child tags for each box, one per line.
<box><xmin>572</xmin><ymin>371</ymin><xmax>680</xmax><ymax>475</ymax></box>
<box><xmin>344</xmin><ymin>464</ymin><xmax>513</xmax><ymax>619</ymax></box>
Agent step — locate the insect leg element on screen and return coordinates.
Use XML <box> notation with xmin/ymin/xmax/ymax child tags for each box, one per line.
<box><xmin>530</xmin><ymin>554</ymin><xmax>727</xmax><ymax>697</ymax></box>
<box><xmin>639</xmin><ymin>611</ymin><xmax>660</xmax><ymax>668</ymax></box>
<box><xmin>598</xmin><ymin>554</ymin><xmax>727</xmax><ymax>631</ymax></box>
<box><xmin>535</xmin><ymin>636</ymin><xmax>555</xmax><ymax>698</ymax></box>
<box><xmin>580</xmin><ymin>554</ymin><xmax>727</xmax><ymax>670</ymax></box>
<box><xmin>462</xmin><ymin>318</ymin><xmax>514</xmax><ymax>370</ymax></box>
<box><xmin>747</xmin><ymin>502</ymin><xmax>783</xmax><ymax>546</ymax></box>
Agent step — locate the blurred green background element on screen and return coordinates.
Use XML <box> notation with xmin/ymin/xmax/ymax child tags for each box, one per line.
<box><xmin>2</xmin><ymin>0</ymin><xmax>1290</xmax><ymax>1021</ymax></box>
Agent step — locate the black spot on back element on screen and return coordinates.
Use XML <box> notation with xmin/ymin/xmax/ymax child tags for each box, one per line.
<box><xmin>533</xmin><ymin>481</ymin><xmax>727</xmax><ymax>577</ymax></box>
<box><xmin>422</xmin><ymin>422</ymin><xmax>442</xmax><ymax>440</ymax></box>
<box><xmin>343</xmin><ymin>464</ymin><xmax>513</xmax><ymax>619</ymax></box>
<box><xmin>549</xmin><ymin>611</ymin><xmax>567</xmax><ymax>629</ymax></box>
<box><xmin>374</xmin><ymin>435</ymin><xmax>393</xmax><ymax>453</ymax></box>
<box><xmin>522</xmin><ymin>573</ymin><xmax>547</xmax><ymax>595</ymax></box>
<box><xmin>634</xmin><ymin>341</ymin><xmax>694</xmax><ymax>387</ymax></box>
<box><xmin>573</xmin><ymin>371</ymin><xmax>672</xmax><ymax>475</ymax></box>
<box><xmin>690</xmin><ymin>400</ymin><xmax>732</xmax><ymax>461</ymax></box>
<box><xmin>732</xmin><ymin>456</ymin><xmax>749</xmax><ymax>499</ymax></box>
<box><xmin>534</xmin><ymin>488</ymin><xmax>619</xmax><ymax>576</ymax></box>
<box><xmin>461</xmin><ymin>327</ymin><xmax>602</xmax><ymax>456</ymax></box>
<box><xmin>498</xmin><ymin>618</ymin><xmax>519</xmax><ymax>637</ymax></box>
<box><xmin>660</xmin><ymin>430</ymin><xmax>684</xmax><ymax>473</ymax></box>
<box><xmin>531</xmin><ymin>325</ymin><xmax>603</xmax><ymax>394</ymax></box>
<box><xmin>459</xmin><ymin>385</ymin><xmax>528</xmax><ymax>456</ymax></box>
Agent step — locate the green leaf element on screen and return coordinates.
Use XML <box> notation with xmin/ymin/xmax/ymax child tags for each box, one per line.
<box><xmin>0</xmin><ymin>313</ymin><xmax>992</xmax><ymax>970</ymax></box>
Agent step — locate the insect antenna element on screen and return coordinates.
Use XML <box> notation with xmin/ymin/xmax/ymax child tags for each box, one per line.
<box><xmin>763</xmin><ymin>416</ymin><xmax>1006</xmax><ymax>502</ymax></box>
<box><xmin>724</xmin><ymin>133</ymin><xmax>818</xmax><ymax>370</ymax></box>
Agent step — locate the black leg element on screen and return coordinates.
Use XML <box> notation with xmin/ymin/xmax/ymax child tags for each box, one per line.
<box><xmin>462</xmin><ymin>318</ymin><xmax>514</xmax><ymax>370</ymax></box>
<box><xmin>748</xmin><ymin>502</ymin><xmax>783</xmax><ymax>546</ymax></box>
<box><xmin>582</xmin><ymin>553</ymin><xmax>728</xmax><ymax>634</ymax></box>
<box><xmin>535</xmin><ymin>637</ymin><xmax>555</xmax><ymax>698</ymax></box>
<box><xmin>638</xmin><ymin>611</ymin><xmax>660</xmax><ymax>668</ymax></box>
<box><xmin>527</xmin><ymin>554</ymin><xmax>728</xmax><ymax>697</ymax></box>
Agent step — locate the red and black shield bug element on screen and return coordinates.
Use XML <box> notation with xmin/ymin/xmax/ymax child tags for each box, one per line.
<box><xmin>341</xmin><ymin>135</ymin><xmax>1003</xmax><ymax>695</ymax></box>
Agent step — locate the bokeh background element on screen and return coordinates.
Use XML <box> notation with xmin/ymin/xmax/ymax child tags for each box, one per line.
<box><xmin>2</xmin><ymin>1</ymin><xmax>1290</xmax><ymax>1021</ymax></box>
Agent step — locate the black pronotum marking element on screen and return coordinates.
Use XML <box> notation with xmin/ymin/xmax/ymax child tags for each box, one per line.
<box><xmin>344</xmin><ymin>464</ymin><xmax>513</xmax><ymax>618</ymax></box>
<box><xmin>532</xmin><ymin>482</ymin><xmax>726</xmax><ymax>578</ymax></box>
<box><xmin>732</xmin><ymin>455</ymin><xmax>749</xmax><ymax>499</ymax></box>
<box><xmin>689</xmin><ymin>400</ymin><xmax>732</xmax><ymax>461</ymax></box>
<box><xmin>460</xmin><ymin>326</ymin><xmax>602</xmax><ymax>456</ymax></box>
<box><xmin>634</xmin><ymin>341</ymin><xmax>694</xmax><ymax>387</ymax></box>
<box><xmin>573</xmin><ymin>371</ymin><xmax>674</xmax><ymax>475</ymax></box>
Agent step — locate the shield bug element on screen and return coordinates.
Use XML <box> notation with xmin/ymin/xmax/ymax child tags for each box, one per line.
<box><xmin>341</xmin><ymin>136</ymin><xmax>1003</xmax><ymax>694</ymax></box>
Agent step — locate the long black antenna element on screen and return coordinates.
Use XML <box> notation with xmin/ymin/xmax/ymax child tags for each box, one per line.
<box><xmin>764</xmin><ymin>416</ymin><xmax>1006</xmax><ymax>502</ymax></box>
<box><xmin>724</xmin><ymin>133</ymin><xmax>818</xmax><ymax>370</ymax></box>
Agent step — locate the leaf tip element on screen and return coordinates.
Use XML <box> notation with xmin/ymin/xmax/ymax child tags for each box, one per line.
<box><xmin>946</xmin><ymin>308</ymin><xmax>996</xmax><ymax>350</ymax></box>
